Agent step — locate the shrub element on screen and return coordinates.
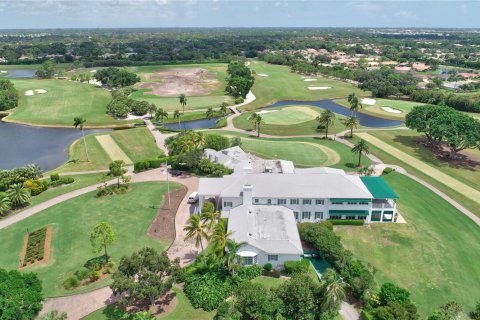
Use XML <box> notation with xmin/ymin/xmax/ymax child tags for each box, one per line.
<box><xmin>236</xmin><ymin>265</ymin><xmax>262</xmax><ymax>281</ymax></box>
<box><xmin>205</xmin><ymin>134</ymin><xmax>230</xmax><ymax>151</ymax></box>
<box><xmin>89</xmin><ymin>270</ymin><xmax>101</xmax><ymax>282</ymax></box>
<box><xmin>74</xmin><ymin>269</ymin><xmax>91</xmax><ymax>281</ymax></box>
<box><xmin>263</xmin><ymin>263</ymin><xmax>273</xmax><ymax>272</ymax></box>
<box><xmin>382</xmin><ymin>167</ymin><xmax>394</xmax><ymax>175</ymax></box>
<box><xmin>50</xmin><ymin>173</ymin><xmax>60</xmax><ymax>182</ymax></box>
<box><xmin>22</xmin><ymin>179</ymin><xmax>47</xmax><ymax>196</ymax></box>
<box><xmin>284</xmin><ymin>260</ymin><xmax>310</xmax><ymax>275</ymax></box>
<box><xmin>230</xmin><ymin>136</ymin><xmax>242</xmax><ymax>147</ymax></box>
<box><xmin>234</xmin><ymin>97</ymin><xmax>244</xmax><ymax>104</ymax></box>
<box><xmin>133</xmin><ymin>157</ymin><xmax>167</xmax><ymax>173</ymax></box>
<box><xmin>361</xmin><ymin>310</ymin><xmax>374</xmax><ymax>320</ymax></box>
<box><xmin>184</xmin><ymin>272</ymin><xmax>234</xmax><ymax>311</ymax></box>
<box><xmin>321</xmin><ymin>220</ymin><xmax>334</xmax><ymax>230</ymax></box>
<box><xmin>63</xmin><ymin>276</ymin><xmax>80</xmax><ymax>290</ymax></box>
<box><xmin>328</xmin><ymin>219</ymin><xmax>365</xmax><ymax>226</ymax></box>
<box><xmin>49</xmin><ymin>177</ymin><xmax>75</xmax><ymax>187</ymax></box>
<box><xmin>0</xmin><ymin>164</ymin><xmax>42</xmax><ymax>191</ymax></box>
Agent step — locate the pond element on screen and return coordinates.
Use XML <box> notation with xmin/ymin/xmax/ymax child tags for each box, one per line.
<box><xmin>161</xmin><ymin>117</ymin><xmax>221</xmax><ymax>131</ymax></box>
<box><xmin>2</xmin><ymin>69</ymin><xmax>37</xmax><ymax>78</ymax></box>
<box><xmin>265</xmin><ymin>99</ymin><xmax>403</xmax><ymax>127</ymax></box>
<box><xmin>0</xmin><ymin>121</ymin><xmax>107</xmax><ymax>172</ymax></box>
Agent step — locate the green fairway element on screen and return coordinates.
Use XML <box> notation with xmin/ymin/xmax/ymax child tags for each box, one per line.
<box><xmin>52</xmin><ymin>127</ymin><xmax>163</xmax><ymax>173</ymax></box>
<box><xmin>335</xmin><ymin>98</ymin><xmax>425</xmax><ymax>120</ymax></box>
<box><xmin>243</xmin><ymin>61</ymin><xmax>368</xmax><ymax>110</ymax></box>
<box><xmin>129</xmin><ymin>63</ymin><xmax>233</xmax><ymax>112</ymax></box>
<box><xmin>355</xmin><ymin>129</ymin><xmax>480</xmax><ymax>216</ymax></box>
<box><xmin>5</xmin><ymin>78</ymin><xmax>136</xmax><ymax>127</ymax></box>
<box><xmin>233</xmin><ymin>105</ymin><xmax>355</xmax><ymax>136</ymax></box>
<box><xmin>0</xmin><ymin>182</ymin><xmax>178</xmax><ymax>297</ymax></box>
<box><xmin>336</xmin><ymin>173</ymin><xmax>480</xmax><ymax>316</ymax></box>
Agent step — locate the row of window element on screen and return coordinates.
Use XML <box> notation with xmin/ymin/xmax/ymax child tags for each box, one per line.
<box><xmin>241</xmin><ymin>255</ymin><xmax>278</xmax><ymax>266</ymax></box>
<box><xmin>254</xmin><ymin>199</ymin><xmax>325</xmax><ymax>205</ymax></box>
<box><xmin>294</xmin><ymin>211</ymin><xmax>324</xmax><ymax>220</ymax></box>
<box><xmin>330</xmin><ymin>215</ymin><xmax>366</xmax><ymax>220</ymax></box>
<box><xmin>331</xmin><ymin>201</ymin><xmax>367</xmax><ymax>205</ymax></box>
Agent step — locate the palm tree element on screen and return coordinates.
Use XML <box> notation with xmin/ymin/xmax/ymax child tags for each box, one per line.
<box><xmin>73</xmin><ymin>117</ymin><xmax>90</xmax><ymax>161</ymax></box>
<box><xmin>347</xmin><ymin>92</ymin><xmax>362</xmax><ymax>115</ymax></box>
<box><xmin>351</xmin><ymin>139</ymin><xmax>370</xmax><ymax>167</ymax></box>
<box><xmin>179</xmin><ymin>94</ymin><xmax>187</xmax><ymax>114</ymax></box>
<box><xmin>173</xmin><ymin>110</ymin><xmax>181</xmax><ymax>129</ymax></box>
<box><xmin>317</xmin><ymin>109</ymin><xmax>335</xmax><ymax>139</ymax></box>
<box><xmin>201</xmin><ymin>210</ymin><xmax>220</xmax><ymax>235</ymax></box>
<box><xmin>220</xmin><ymin>102</ymin><xmax>229</xmax><ymax>117</ymax></box>
<box><xmin>184</xmin><ymin>215</ymin><xmax>209</xmax><ymax>252</ymax></box>
<box><xmin>154</xmin><ymin>108</ymin><xmax>168</xmax><ymax>123</ymax></box>
<box><xmin>320</xmin><ymin>268</ymin><xmax>346</xmax><ymax>313</ymax></box>
<box><xmin>191</xmin><ymin>131</ymin><xmax>206</xmax><ymax>149</ymax></box>
<box><xmin>225</xmin><ymin>239</ymin><xmax>243</xmax><ymax>276</ymax></box>
<box><xmin>205</xmin><ymin>107</ymin><xmax>215</xmax><ymax>120</ymax></box>
<box><xmin>6</xmin><ymin>183</ymin><xmax>31</xmax><ymax>208</ymax></box>
<box><xmin>147</xmin><ymin>103</ymin><xmax>157</xmax><ymax>118</ymax></box>
<box><xmin>210</xmin><ymin>219</ymin><xmax>233</xmax><ymax>256</ymax></box>
<box><xmin>248</xmin><ymin>113</ymin><xmax>264</xmax><ymax>137</ymax></box>
<box><xmin>0</xmin><ymin>196</ymin><xmax>11</xmax><ymax>215</ymax></box>
<box><xmin>342</xmin><ymin>116</ymin><xmax>359</xmax><ymax>138</ymax></box>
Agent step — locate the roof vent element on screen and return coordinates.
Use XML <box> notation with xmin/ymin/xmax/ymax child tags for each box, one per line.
<box><xmin>248</xmin><ymin>233</ymin><xmax>252</xmax><ymax>236</ymax></box>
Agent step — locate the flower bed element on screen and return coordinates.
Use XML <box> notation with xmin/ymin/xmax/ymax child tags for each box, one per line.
<box><xmin>19</xmin><ymin>225</ymin><xmax>52</xmax><ymax>268</ymax></box>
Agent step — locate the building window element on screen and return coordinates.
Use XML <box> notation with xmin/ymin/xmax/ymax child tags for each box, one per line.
<box><xmin>303</xmin><ymin>199</ymin><xmax>312</xmax><ymax>205</ymax></box>
<box><xmin>315</xmin><ymin>199</ymin><xmax>324</xmax><ymax>205</ymax></box>
<box><xmin>243</xmin><ymin>256</ymin><xmax>257</xmax><ymax>266</ymax></box>
<box><xmin>331</xmin><ymin>201</ymin><xmax>343</xmax><ymax>205</ymax></box>
<box><xmin>267</xmin><ymin>199</ymin><xmax>271</xmax><ymax>205</ymax></box>
<box><xmin>278</xmin><ymin>199</ymin><xmax>287</xmax><ymax>205</ymax></box>
<box><xmin>294</xmin><ymin>212</ymin><xmax>299</xmax><ymax>220</ymax></box>
<box><xmin>330</xmin><ymin>215</ymin><xmax>342</xmax><ymax>220</ymax></box>
<box><xmin>268</xmin><ymin>255</ymin><xmax>278</xmax><ymax>261</ymax></box>
<box><xmin>290</xmin><ymin>199</ymin><xmax>299</xmax><ymax>205</ymax></box>
<box><xmin>302</xmin><ymin>211</ymin><xmax>311</xmax><ymax>220</ymax></box>
<box><xmin>224</xmin><ymin>201</ymin><xmax>232</xmax><ymax>207</ymax></box>
<box><xmin>346</xmin><ymin>215</ymin><xmax>356</xmax><ymax>220</ymax></box>
<box><xmin>254</xmin><ymin>199</ymin><xmax>259</xmax><ymax>203</ymax></box>
<box><xmin>347</xmin><ymin>202</ymin><xmax>358</xmax><ymax>205</ymax></box>
<box><xmin>315</xmin><ymin>212</ymin><xmax>323</xmax><ymax>219</ymax></box>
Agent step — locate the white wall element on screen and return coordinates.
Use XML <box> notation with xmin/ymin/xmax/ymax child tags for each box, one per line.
<box><xmin>237</xmin><ymin>244</ymin><xmax>302</xmax><ymax>270</ymax></box>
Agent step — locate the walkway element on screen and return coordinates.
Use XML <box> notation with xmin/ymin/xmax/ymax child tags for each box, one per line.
<box><xmin>144</xmin><ymin>119</ymin><xmax>171</xmax><ymax>155</ymax></box>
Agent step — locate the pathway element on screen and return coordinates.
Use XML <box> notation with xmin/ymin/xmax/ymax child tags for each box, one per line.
<box><xmin>339</xmin><ymin>302</ymin><xmax>360</xmax><ymax>320</ymax></box>
<box><xmin>144</xmin><ymin>119</ymin><xmax>171</xmax><ymax>155</ymax></box>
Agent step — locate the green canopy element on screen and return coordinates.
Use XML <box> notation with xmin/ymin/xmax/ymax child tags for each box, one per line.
<box><xmin>360</xmin><ymin>176</ymin><xmax>399</xmax><ymax>199</ymax></box>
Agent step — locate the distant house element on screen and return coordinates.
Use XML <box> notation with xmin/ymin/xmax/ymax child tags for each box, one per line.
<box><xmin>412</xmin><ymin>63</ymin><xmax>431</xmax><ymax>72</ymax></box>
<box><xmin>0</xmin><ymin>57</ymin><xmax>7</xmax><ymax>63</ymax></box>
<box><xmin>458</xmin><ymin>72</ymin><xmax>479</xmax><ymax>79</ymax></box>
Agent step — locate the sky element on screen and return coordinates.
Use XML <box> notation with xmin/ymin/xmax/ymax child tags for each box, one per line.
<box><xmin>0</xmin><ymin>0</ymin><xmax>479</xmax><ymax>29</ymax></box>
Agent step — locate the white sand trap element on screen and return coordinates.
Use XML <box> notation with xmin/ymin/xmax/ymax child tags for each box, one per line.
<box><xmin>0</xmin><ymin>71</ymin><xmax>7</xmax><ymax>74</ymax></box>
<box><xmin>255</xmin><ymin>110</ymin><xmax>279</xmax><ymax>115</ymax></box>
<box><xmin>25</xmin><ymin>90</ymin><xmax>34</xmax><ymax>96</ymax></box>
<box><xmin>88</xmin><ymin>79</ymin><xmax>102</xmax><ymax>86</ymax></box>
<box><xmin>90</xmin><ymin>69</ymin><xmax>97</xmax><ymax>73</ymax></box>
<box><xmin>381</xmin><ymin>107</ymin><xmax>402</xmax><ymax>114</ymax></box>
<box><xmin>308</xmin><ymin>86</ymin><xmax>331</xmax><ymax>90</ymax></box>
<box><xmin>245</xmin><ymin>61</ymin><xmax>250</xmax><ymax>66</ymax></box>
<box><xmin>361</xmin><ymin>98</ymin><xmax>376</xmax><ymax>105</ymax></box>
<box><xmin>304</xmin><ymin>79</ymin><xmax>317</xmax><ymax>82</ymax></box>
<box><xmin>257</xmin><ymin>74</ymin><xmax>269</xmax><ymax>77</ymax></box>
<box><xmin>35</xmin><ymin>89</ymin><xmax>47</xmax><ymax>94</ymax></box>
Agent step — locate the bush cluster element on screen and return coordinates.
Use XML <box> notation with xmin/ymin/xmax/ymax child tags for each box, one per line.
<box><xmin>0</xmin><ymin>79</ymin><xmax>19</xmax><ymax>111</ymax></box>
<box><xmin>197</xmin><ymin>159</ymin><xmax>233</xmax><ymax>177</ymax></box>
<box><xmin>63</xmin><ymin>260</ymin><xmax>116</xmax><ymax>290</ymax></box>
<box><xmin>23</xmin><ymin>179</ymin><xmax>48</xmax><ymax>196</ymax></box>
<box><xmin>284</xmin><ymin>259</ymin><xmax>311</xmax><ymax>275</ymax></box>
<box><xmin>49</xmin><ymin>176</ymin><xmax>75</xmax><ymax>187</ymax></box>
<box><xmin>328</xmin><ymin>219</ymin><xmax>365</xmax><ymax>226</ymax></box>
<box><xmin>382</xmin><ymin>167</ymin><xmax>394</xmax><ymax>175</ymax></box>
<box><xmin>23</xmin><ymin>227</ymin><xmax>47</xmax><ymax>266</ymax></box>
<box><xmin>0</xmin><ymin>164</ymin><xmax>42</xmax><ymax>191</ymax></box>
<box><xmin>133</xmin><ymin>156</ymin><xmax>169</xmax><ymax>173</ymax></box>
<box><xmin>96</xmin><ymin>183</ymin><xmax>129</xmax><ymax>197</ymax></box>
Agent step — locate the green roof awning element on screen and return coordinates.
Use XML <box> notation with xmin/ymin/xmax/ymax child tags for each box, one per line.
<box><xmin>360</xmin><ymin>176</ymin><xmax>399</xmax><ymax>199</ymax></box>
<box><xmin>330</xmin><ymin>198</ymin><xmax>371</xmax><ymax>203</ymax></box>
<box><xmin>329</xmin><ymin>210</ymin><xmax>369</xmax><ymax>216</ymax></box>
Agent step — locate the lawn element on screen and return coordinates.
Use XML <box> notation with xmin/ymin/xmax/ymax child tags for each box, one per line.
<box><xmin>251</xmin><ymin>276</ymin><xmax>287</xmax><ymax>289</ymax></box>
<box><xmin>5</xmin><ymin>78</ymin><xmax>136</xmax><ymax>127</ymax></box>
<box><xmin>52</xmin><ymin>127</ymin><xmax>163</xmax><ymax>173</ymax></box>
<box><xmin>0</xmin><ymin>182</ymin><xmax>178</xmax><ymax>297</ymax></box>
<box><xmin>82</xmin><ymin>287</ymin><xmax>214</xmax><ymax>320</ymax></box>
<box><xmin>336</xmin><ymin>173</ymin><xmax>480</xmax><ymax>316</ymax></box>
<box><xmin>354</xmin><ymin>129</ymin><xmax>480</xmax><ymax>216</ymax></box>
<box><xmin>242</xmin><ymin>61</ymin><xmax>368</xmax><ymax>111</ymax></box>
<box><xmin>335</xmin><ymin>98</ymin><xmax>425</xmax><ymax>120</ymax></box>
<box><xmin>129</xmin><ymin>63</ymin><xmax>233</xmax><ymax>112</ymax></box>
<box><xmin>233</xmin><ymin>105</ymin><xmax>355</xmax><ymax>136</ymax></box>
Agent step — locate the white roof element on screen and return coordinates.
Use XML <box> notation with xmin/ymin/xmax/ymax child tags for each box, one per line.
<box><xmin>228</xmin><ymin>205</ymin><xmax>303</xmax><ymax>255</ymax></box>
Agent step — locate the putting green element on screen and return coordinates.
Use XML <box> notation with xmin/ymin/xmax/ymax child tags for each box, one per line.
<box><xmin>95</xmin><ymin>134</ymin><xmax>133</xmax><ymax>165</ymax></box>
<box><xmin>259</xmin><ymin>106</ymin><xmax>319</xmax><ymax>125</ymax></box>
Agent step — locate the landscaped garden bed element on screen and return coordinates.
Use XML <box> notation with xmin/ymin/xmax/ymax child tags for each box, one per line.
<box><xmin>19</xmin><ymin>225</ymin><xmax>52</xmax><ymax>268</ymax></box>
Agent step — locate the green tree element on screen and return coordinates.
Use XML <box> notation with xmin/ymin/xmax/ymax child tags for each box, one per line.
<box><xmin>428</xmin><ymin>301</ymin><xmax>463</xmax><ymax>320</ymax></box>
<box><xmin>154</xmin><ymin>108</ymin><xmax>168</xmax><ymax>123</ymax></box>
<box><xmin>210</xmin><ymin>219</ymin><xmax>233</xmax><ymax>256</ymax></box>
<box><xmin>179</xmin><ymin>94</ymin><xmax>187</xmax><ymax>114</ymax></box>
<box><xmin>220</xmin><ymin>102</ymin><xmax>229</xmax><ymax>117</ymax></box>
<box><xmin>36</xmin><ymin>60</ymin><xmax>56</xmax><ymax>78</ymax></box>
<box><xmin>0</xmin><ymin>79</ymin><xmax>19</xmax><ymax>111</ymax></box>
<box><xmin>108</xmin><ymin>160</ymin><xmax>127</xmax><ymax>188</ymax></box>
<box><xmin>225</xmin><ymin>239</ymin><xmax>243</xmax><ymax>277</ymax></box>
<box><xmin>470</xmin><ymin>302</ymin><xmax>480</xmax><ymax>320</ymax></box>
<box><xmin>6</xmin><ymin>183</ymin><xmax>31</xmax><ymax>208</ymax></box>
<box><xmin>342</xmin><ymin>116</ymin><xmax>359</xmax><ymax>138</ymax></box>
<box><xmin>317</xmin><ymin>109</ymin><xmax>336</xmax><ymax>138</ymax></box>
<box><xmin>73</xmin><ymin>117</ymin><xmax>90</xmax><ymax>161</ymax></box>
<box><xmin>0</xmin><ymin>268</ymin><xmax>43</xmax><ymax>320</ymax></box>
<box><xmin>379</xmin><ymin>282</ymin><xmax>411</xmax><ymax>306</ymax></box>
<box><xmin>248</xmin><ymin>113</ymin><xmax>264</xmax><ymax>137</ymax></box>
<box><xmin>351</xmin><ymin>139</ymin><xmax>370</xmax><ymax>167</ymax></box>
<box><xmin>173</xmin><ymin>110</ymin><xmax>181</xmax><ymax>129</ymax></box>
<box><xmin>38</xmin><ymin>310</ymin><xmax>67</xmax><ymax>320</ymax></box>
<box><xmin>111</xmin><ymin>248</ymin><xmax>179</xmax><ymax>307</ymax></box>
<box><xmin>205</xmin><ymin>134</ymin><xmax>230</xmax><ymax>151</ymax></box>
<box><xmin>320</xmin><ymin>269</ymin><xmax>346</xmax><ymax>314</ymax></box>
<box><xmin>206</xmin><ymin>107</ymin><xmax>215</xmax><ymax>120</ymax></box>
<box><xmin>405</xmin><ymin>105</ymin><xmax>452</xmax><ymax>144</ymax></box>
<box><xmin>276</xmin><ymin>273</ymin><xmax>321</xmax><ymax>320</ymax></box>
<box><xmin>347</xmin><ymin>92</ymin><xmax>363</xmax><ymax>115</ymax></box>
<box><xmin>90</xmin><ymin>222</ymin><xmax>116</xmax><ymax>263</ymax></box>
<box><xmin>94</xmin><ymin>67</ymin><xmax>140</xmax><ymax>88</ymax></box>
<box><xmin>0</xmin><ymin>196</ymin><xmax>11</xmax><ymax>215</ymax></box>
<box><xmin>201</xmin><ymin>210</ymin><xmax>220</xmax><ymax>234</ymax></box>
<box><xmin>234</xmin><ymin>282</ymin><xmax>284</xmax><ymax>319</ymax></box>
<box><xmin>147</xmin><ymin>103</ymin><xmax>157</xmax><ymax>118</ymax></box>
<box><xmin>184</xmin><ymin>214</ymin><xmax>209</xmax><ymax>251</ymax></box>
<box><xmin>230</xmin><ymin>136</ymin><xmax>242</xmax><ymax>147</ymax></box>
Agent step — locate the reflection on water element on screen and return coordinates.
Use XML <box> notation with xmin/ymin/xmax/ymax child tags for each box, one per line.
<box><xmin>3</xmin><ymin>69</ymin><xmax>37</xmax><ymax>78</ymax></box>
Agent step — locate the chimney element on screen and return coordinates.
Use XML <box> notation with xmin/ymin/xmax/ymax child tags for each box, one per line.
<box><xmin>243</xmin><ymin>184</ymin><xmax>253</xmax><ymax>205</ymax></box>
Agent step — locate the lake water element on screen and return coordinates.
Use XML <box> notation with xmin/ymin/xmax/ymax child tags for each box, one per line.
<box><xmin>0</xmin><ymin>122</ymin><xmax>107</xmax><ymax>171</ymax></box>
<box><xmin>161</xmin><ymin>117</ymin><xmax>221</xmax><ymax>131</ymax></box>
<box><xmin>3</xmin><ymin>69</ymin><xmax>37</xmax><ymax>78</ymax></box>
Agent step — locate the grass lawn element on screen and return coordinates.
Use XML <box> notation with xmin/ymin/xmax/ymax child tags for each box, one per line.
<box><xmin>52</xmin><ymin>127</ymin><xmax>163</xmax><ymax>173</ymax></box>
<box><xmin>129</xmin><ymin>63</ymin><xmax>233</xmax><ymax>112</ymax></box>
<box><xmin>82</xmin><ymin>287</ymin><xmax>214</xmax><ymax>320</ymax></box>
<box><xmin>251</xmin><ymin>276</ymin><xmax>287</xmax><ymax>289</ymax></box>
<box><xmin>354</xmin><ymin>129</ymin><xmax>480</xmax><ymax>216</ymax></box>
<box><xmin>6</xmin><ymin>79</ymin><xmax>136</xmax><ymax>127</ymax></box>
<box><xmin>336</xmin><ymin>173</ymin><xmax>480</xmax><ymax>316</ymax></box>
<box><xmin>335</xmin><ymin>98</ymin><xmax>425</xmax><ymax>120</ymax></box>
<box><xmin>233</xmin><ymin>105</ymin><xmax>356</xmax><ymax>136</ymax></box>
<box><xmin>0</xmin><ymin>182</ymin><xmax>178</xmax><ymax>297</ymax></box>
<box><xmin>209</xmin><ymin>131</ymin><xmax>371</xmax><ymax>170</ymax></box>
<box><xmin>243</xmin><ymin>61</ymin><xmax>368</xmax><ymax>111</ymax></box>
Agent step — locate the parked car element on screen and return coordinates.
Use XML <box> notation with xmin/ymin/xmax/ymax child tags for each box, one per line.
<box><xmin>188</xmin><ymin>192</ymin><xmax>199</xmax><ymax>203</ymax></box>
<box><xmin>170</xmin><ymin>170</ymin><xmax>183</xmax><ymax>177</ymax></box>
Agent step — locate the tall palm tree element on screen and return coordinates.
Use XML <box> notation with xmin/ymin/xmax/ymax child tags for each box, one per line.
<box><xmin>201</xmin><ymin>210</ymin><xmax>220</xmax><ymax>235</ymax></box>
<box><xmin>205</xmin><ymin>107</ymin><xmax>215</xmax><ymax>120</ymax></box>
<box><xmin>342</xmin><ymin>116</ymin><xmax>359</xmax><ymax>138</ymax></box>
<box><xmin>347</xmin><ymin>92</ymin><xmax>362</xmax><ymax>115</ymax></box>
<box><xmin>0</xmin><ymin>196</ymin><xmax>11</xmax><ymax>215</ymax></box>
<box><xmin>225</xmin><ymin>239</ymin><xmax>243</xmax><ymax>276</ymax></box>
<box><xmin>173</xmin><ymin>110</ymin><xmax>181</xmax><ymax>130</ymax></box>
<box><xmin>210</xmin><ymin>219</ymin><xmax>233</xmax><ymax>256</ymax></box>
<box><xmin>352</xmin><ymin>139</ymin><xmax>370</xmax><ymax>167</ymax></box>
<box><xmin>179</xmin><ymin>94</ymin><xmax>187</xmax><ymax>114</ymax></box>
<box><xmin>184</xmin><ymin>215</ymin><xmax>209</xmax><ymax>252</ymax></box>
<box><xmin>320</xmin><ymin>268</ymin><xmax>346</xmax><ymax>314</ymax></box>
<box><xmin>154</xmin><ymin>108</ymin><xmax>168</xmax><ymax>123</ymax></box>
<box><xmin>191</xmin><ymin>131</ymin><xmax>206</xmax><ymax>149</ymax></box>
<box><xmin>317</xmin><ymin>109</ymin><xmax>335</xmax><ymax>139</ymax></box>
<box><xmin>220</xmin><ymin>102</ymin><xmax>229</xmax><ymax>117</ymax></box>
<box><xmin>248</xmin><ymin>113</ymin><xmax>264</xmax><ymax>137</ymax></box>
<box><xmin>147</xmin><ymin>103</ymin><xmax>157</xmax><ymax>118</ymax></box>
<box><xmin>6</xmin><ymin>184</ymin><xmax>31</xmax><ymax>208</ymax></box>
<box><xmin>73</xmin><ymin>117</ymin><xmax>90</xmax><ymax>161</ymax></box>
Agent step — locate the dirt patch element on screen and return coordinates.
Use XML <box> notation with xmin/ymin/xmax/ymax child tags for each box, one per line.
<box><xmin>19</xmin><ymin>225</ymin><xmax>52</xmax><ymax>269</ymax></box>
<box><xmin>148</xmin><ymin>187</ymin><xmax>188</xmax><ymax>241</ymax></box>
<box><xmin>125</xmin><ymin>290</ymin><xmax>178</xmax><ymax>317</ymax></box>
<box><xmin>138</xmin><ymin>68</ymin><xmax>219</xmax><ymax>97</ymax></box>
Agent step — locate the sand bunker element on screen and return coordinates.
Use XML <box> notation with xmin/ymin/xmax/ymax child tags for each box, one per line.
<box><xmin>25</xmin><ymin>89</ymin><xmax>47</xmax><ymax>96</ymax></box>
<box><xmin>137</xmin><ymin>68</ymin><xmax>219</xmax><ymax>97</ymax></box>
<box><xmin>0</xmin><ymin>71</ymin><xmax>7</xmax><ymax>74</ymax></box>
<box><xmin>255</xmin><ymin>110</ymin><xmax>279</xmax><ymax>115</ymax></box>
<box><xmin>245</xmin><ymin>61</ymin><xmax>250</xmax><ymax>66</ymax></box>
<box><xmin>88</xmin><ymin>79</ymin><xmax>102</xmax><ymax>86</ymax></box>
<box><xmin>304</xmin><ymin>79</ymin><xmax>317</xmax><ymax>82</ymax></box>
<box><xmin>361</xmin><ymin>98</ymin><xmax>376</xmax><ymax>105</ymax></box>
<box><xmin>90</xmin><ymin>69</ymin><xmax>97</xmax><ymax>73</ymax></box>
<box><xmin>308</xmin><ymin>86</ymin><xmax>331</xmax><ymax>90</ymax></box>
<box><xmin>35</xmin><ymin>89</ymin><xmax>47</xmax><ymax>94</ymax></box>
<box><xmin>257</xmin><ymin>74</ymin><xmax>269</xmax><ymax>77</ymax></box>
<box><xmin>25</xmin><ymin>90</ymin><xmax>34</xmax><ymax>96</ymax></box>
<box><xmin>381</xmin><ymin>107</ymin><xmax>402</xmax><ymax>114</ymax></box>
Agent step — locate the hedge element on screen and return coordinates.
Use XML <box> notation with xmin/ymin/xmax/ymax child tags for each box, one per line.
<box><xmin>328</xmin><ymin>219</ymin><xmax>365</xmax><ymax>226</ymax></box>
<box><xmin>134</xmin><ymin>156</ymin><xmax>170</xmax><ymax>173</ymax></box>
<box><xmin>284</xmin><ymin>259</ymin><xmax>311</xmax><ymax>275</ymax></box>
<box><xmin>361</xmin><ymin>310</ymin><xmax>374</xmax><ymax>320</ymax></box>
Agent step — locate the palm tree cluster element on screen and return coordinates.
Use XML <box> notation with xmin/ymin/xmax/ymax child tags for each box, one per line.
<box><xmin>317</xmin><ymin>109</ymin><xmax>335</xmax><ymax>139</ymax></box>
<box><xmin>0</xmin><ymin>183</ymin><xmax>31</xmax><ymax>215</ymax></box>
<box><xmin>347</xmin><ymin>92</ymin><xmax>363</xmax><ymax>115</ymax></box>
<box><xmin>248</xmin><ymin>112</ymin><xmax>264</xmax><ymax>137</ymax></box>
